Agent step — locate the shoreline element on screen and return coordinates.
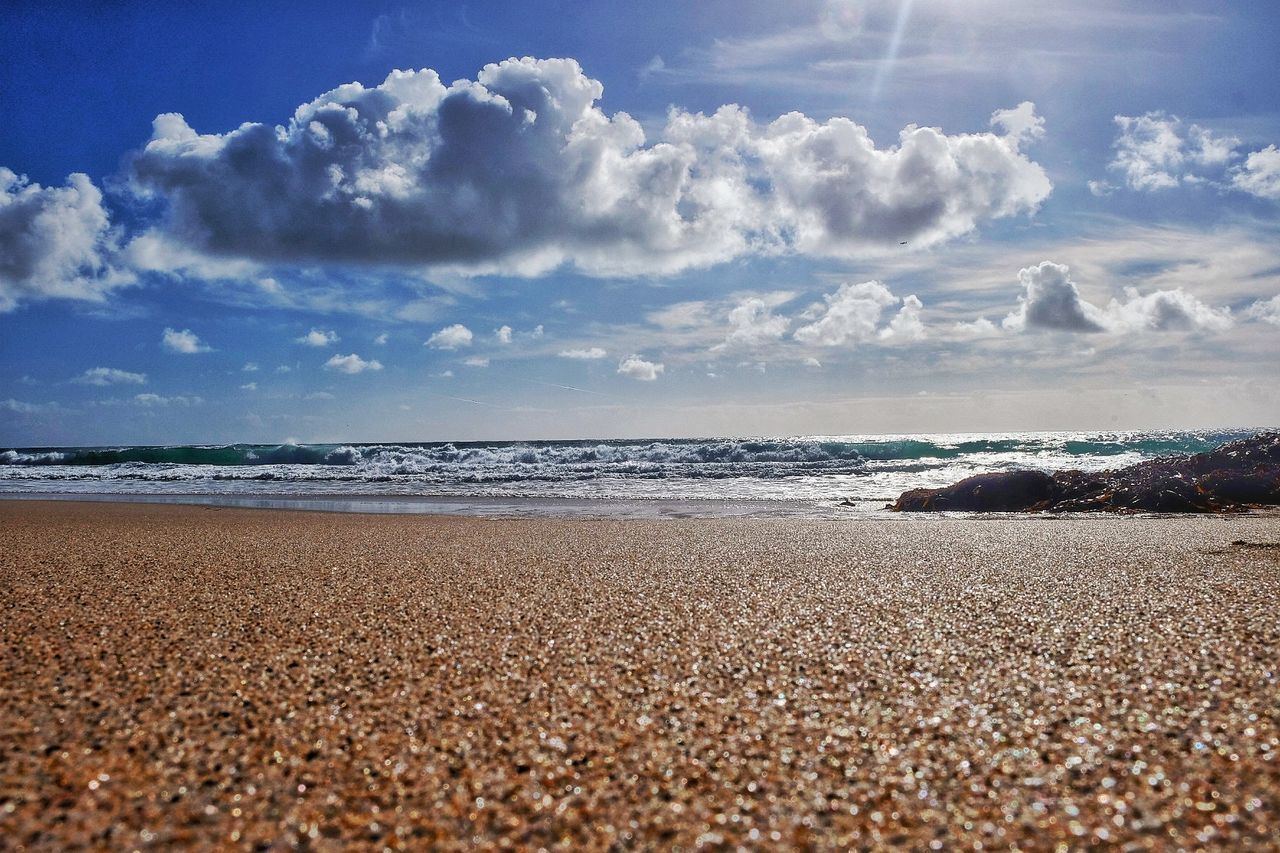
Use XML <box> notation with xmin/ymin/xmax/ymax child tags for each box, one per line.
<box><xmin>3</xmin><ymin>501</ymin><xmax>1278</xmax><ymax>847</ymax></box>
<box><xmin>0</xmin><ymin>491</ymin><xmax>870</xmax><ymax>520</ymax></box>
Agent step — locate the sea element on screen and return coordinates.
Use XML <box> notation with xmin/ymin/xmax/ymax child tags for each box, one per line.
<box><xmin>0</xmin><ymin>429</ymin><xmax>1260</xmax><ymax>518</ymax></box>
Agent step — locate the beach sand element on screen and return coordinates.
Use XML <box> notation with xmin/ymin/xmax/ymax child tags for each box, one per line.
<box><xmin>1</xmin><ymin>501</ymin><xmax>1278</xmax><ymax>849</ymax></box>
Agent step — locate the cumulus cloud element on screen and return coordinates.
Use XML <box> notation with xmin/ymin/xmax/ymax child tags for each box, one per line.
<box><xmin>793</xmin><ymin>281</ymin><xmax>900</xmax><ymax>345</ymax></box>
<box><xmin>241</xmin><ymin>382</ymin><xmax>257</xmax><ymax>391</ymax></box>
<box><xmin>1003</xmin><ymin>262</ymin><xmax>1106</xmax><ymax>332</ymax></box>
<box><xmin>463</xmin><ymin>356</ymin><xmax>489</xmax><ymax>367</ymax></box>
<box><xmin>243</xmin><ymin>362</ymin><xmax>259</xmax><ymax>372</ymax></box>
<box><xmin>324</xmin><ymin>352</ymin><xmax>383</xmax><ymax>373</ymax></box>
<box><xmin>1004</xmin><ymin>261</ymin><xmax>1232</xmax><ymax>334</ymax></box>
<box><xmin>122</xmin><ymin>230</ymin><xmax>260</xmax><ymax>283</ymax></box>
<box><xmin>128</xmin><ymin>58</ymin><xmax>1050</xmax><ymax>278</ymax></box>
<box><xmin>0</xmin><ymin>168</ymin><xmax>131</xmax><ymax>311</ymax></box>
<box><xmin>1243</xmin><ymin>294</ymin><xmax>1280</xmax><ymax>326</ymax></box>
<box><xmin>879</xmin><ymin>294</ymin><xmax>926</xmax><ymax>342</ymax></box>
<box><xmin>494</xmin><ymin>325</ymin><xmax>513</xmax><ymax>344</ymax></box>
<box><xmin>296</xmin><ymin>328</ymin><xmax>339</xmax><ymax>346</ymax></box>
<box><xmin>559</xmin><ymin>347</ymin><xmax>608</xmax><ymax>359</ymax></box>
<box><xmin>1105</xmin><ymin>112</ymin><xmax>1280</xmax><ymax>200</ymax></box>
<box><xmin>426</xmin><ymin>323</ymin><xmax>473</xmax><ymax>349</ymax></box>
<box><xmin>1104</xmin><ymin>287</ymin><xmax>1232</xmax><ymax>333</ymax></box>
<box><xmin>990</xmin><ymin>102</ymin><xmax>1045</xmax><ymax>145</ymax></box>
<box><xmin>1108</xmin><ymin>113</ymin><xmax>1239</xmax><ymax>191</ymax></box>
<box><xmin>71</xmin><ymin>367</ymin><xmax>147</xmax><ymax>386</ymax></box>
<box><xmin>1231</xmin><ymin>145</ymin><xmax>1280</xmax><ymax>201</ymax></box>
<box><xmin>952</xmin><ymin>317</ymin><xmax>1000</xmax><ymax>339</ymax></box>
<box><xmin>712</xmin><ymin>294</ymin><xmax>792</xmax><ymax>351</ymax></box>
<box><xmin>374</xmin><ymin>332</ymin><xmax>389</xmax><ymax>345</ymax></box>
<box><xmin>617</xmin><ymin>354</ymin><xmax>664</xmax><ymax>381</ymax></box>
<box><xmin>161</xmin><ymin>327</ymin><xmax>212</xmax><ymax>353</ymax></box>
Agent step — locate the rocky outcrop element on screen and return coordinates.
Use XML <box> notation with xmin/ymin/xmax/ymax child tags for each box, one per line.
<box><xmin>892</xmin><ymin>431</ymin><xmax>1280</xmax><ymax>513</ymax></box>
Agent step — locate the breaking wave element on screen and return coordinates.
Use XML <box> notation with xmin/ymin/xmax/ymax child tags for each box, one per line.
<box><xmin>0</xmin><ymin>430</ymin><xmax>1259</xmax><ymax>503</ymax></box>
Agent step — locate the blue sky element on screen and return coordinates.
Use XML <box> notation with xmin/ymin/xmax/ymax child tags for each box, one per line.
<box><xmin>2</xmin><ymin>0</ymin><xmax>1278</xmax><ymax>444</ymax></box>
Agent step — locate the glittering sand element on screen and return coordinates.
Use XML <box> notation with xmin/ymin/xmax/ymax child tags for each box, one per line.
<box><xmin>2</xmin><ymin>502</ymin><xmax>1278</xmax><ymax>850</ymax></box>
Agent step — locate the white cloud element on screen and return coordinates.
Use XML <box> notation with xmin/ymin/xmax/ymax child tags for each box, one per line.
<box><xmin>558</xmin><ymin>347</ymin><xmax>608</xmax><ymax>360</ymax></box>
<box><xmin>463</xmin><ymin>356</ymin><xmax>490</xmax><ymax>367</ymax></box>
<box><xmin>647</xmin><ymin>301</ymin><xmax>711</xmax><ymax>330</ymax></box>
<box><xmin>793</xmin><ymin>281</ymin><xmax>899</xmax><ymax>345</ymax></box>
<box><xmin>990</xmin><ymin>102</ymin><xmax>1045</xmax><ymax>146</ymax></box>
<box><xmin>952</xmin><ymin>317</ymin><xmax>1000</xmax><ymax>339</ymax></box>
<box><xmin>1106</xmin><ymin>112</ymin><xmax>1258</xmax><ymax>193</ymax></box>
<box><xmin>242</xmin><ymin>362</ymin><xmax>259</xmax><ymax>372</ymax></box>
<box><xmin>426</xmin><ymin>323</ymin><xmax>473</xmax><ymax>349</ymax></box>
<box><xmin>1</xmin><ymin>398</ymin><xmax>62</xmax><ymax>414</ymax></box>
<box><xmin>324</xmin><ymin>353</ymin><xmax>383</xmax><ymax>374</ymax></box>
<box><xmin>1110</xmin><ymin>114</ymin><xmax>1195</xmax><ymax>190</ymax></box>
<box><xmin>1004</xmin><ymin>261</ymin><xmax>1232</xmax><ymax>334</ymax></box>
<box><xmin>296</xmin><ymin>328</ymin><xmax>339</xmax><ymax>347</ymax></box>
<box><xmin>1243</xmin><ymin>295</ymin><xmax>1280</xmax><ymax>326</ymax></box>
<box><xmin>433</xmin><ymin>369</ymin><xmax>454</xmax><ymax>378</ymax></box>
<box><xmin>129</xmin><ymin>58</ymin><xmax>1050</xmax><ymax>278</ymax></box>
<box><xmin>134</xmin><ymin>392</ymin><xmax>202</xmax><ymax>406</ymax></box>
<box><xmin>1231</xmin><ymin>145</ymin><xmax>1280</xmax><ymax>201</ymax></box>
<box><xmin>879</xmin><ymin>294</ymin><xmax>925</xmax><ymax>342</ymax></box>
<box><xmin>374</xmin><ymin>332</ymin><xmax>389</xmax><ymax>345</ymax></box>
<box><xmin>494</xmin><ymin>325</ymin><xmax>513</xmax><ymax>344</ymax></box>
<box><xmin>1104</xmin><ymin>287</ymin><xmax>1232</xmax><ymax>333</ymax></box>
<box><xmin>161</xmin><ymin>327</ymin><xmax>211</xmax><ymax>353</ymax></box>
<box><xmin>617</xmin><ymin>354</ymin><xmax>664</xmax><ymax>381</ymax></box>
<box><xmin>802</xmin><ymin>356</ymin><xmax>821</xmax><ymax>368</ymax></box>
<box><xmin>639</xmin><ymin>55</ymin><xmax>666</xmax><ymax>79</ymax></box>
<box><xmin>712</xmin><ymin>294</ymin><xmax>792</xmax><ymax>351</ymax></box>
<box><xmin>123</xmin><ymin>230</ymin><xmax>259</xmax><ymax>282</ymax></box>
<box><xmin>0</xmin><ymin>168</ymin><xmax>131</xmax><ymax>311</ymax></box>
<box><xmin>531</xmin><ymin>324</ymin><xmax>544</xmax><ymax>338</ymax></box>
<box><xmin>240</xmin><ymin>382</ymin><xmax>258</xmax><ymax>391</ymax></box>
<box><xmin>71</xmin><ymin>367</ymin><xmax>146</xmax><ymax>386</ymax></box>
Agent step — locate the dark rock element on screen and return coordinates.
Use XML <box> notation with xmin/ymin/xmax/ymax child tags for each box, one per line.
<box><xmin>890</xmin><ymin>431</ymin><xmax>1280</xmax><ymax>514</ymax></box>
<box><xmin>893</xmin><ymin>470</ymin><xmax>1056</xmax><ymax>512</ymax></box>
<box><xmin>1195</xmin><ymin>466</ymin><xmax>1280</xmax><ymax>505</ymax></box>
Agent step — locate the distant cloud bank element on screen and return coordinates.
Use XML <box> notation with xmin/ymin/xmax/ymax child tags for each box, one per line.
<box><xmin>1003</xmin><ymin>261</ymin><xmax>1232</xmax><ymax>334</ymax></box>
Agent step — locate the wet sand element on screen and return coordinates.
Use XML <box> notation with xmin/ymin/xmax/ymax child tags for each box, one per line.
<box><xmin>1</xmin><ymin>501</ymin><xmax>1278</xmax><ymax>849</ymax></box>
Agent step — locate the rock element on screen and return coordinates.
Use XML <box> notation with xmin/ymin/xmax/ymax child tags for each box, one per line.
<box><xmin>890</xmin><ymin>431</ymin><xmax>1280</xmax><ymax>514</ymax></box>
<box><xmin>1195</xmin><ymin>466</ymin><xmax>1280</xmax><ymax>505</ymax></box>
<box><xmin>893</xmin><ymin>470</ymin><xmax>1056</xmax><ymax>512</ymax></box>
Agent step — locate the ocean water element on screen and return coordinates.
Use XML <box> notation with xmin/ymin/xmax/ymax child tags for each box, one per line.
<box><xmin>0</xmin><ymin>429</ymin><xmax>1259</xmax><ymax>517</ymax></box>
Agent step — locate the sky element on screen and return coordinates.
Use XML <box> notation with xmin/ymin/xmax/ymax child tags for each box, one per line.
<box><xmin>1</xmin><ymin>0</ymin><xmax>1278</xmax><ymax>445</ymax></box>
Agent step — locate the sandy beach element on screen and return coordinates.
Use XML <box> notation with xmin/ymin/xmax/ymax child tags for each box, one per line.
<box><xmin>1</xmin><ymin>501</ymin><xmax>1278</xmax><ymax>849</ymax></box>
